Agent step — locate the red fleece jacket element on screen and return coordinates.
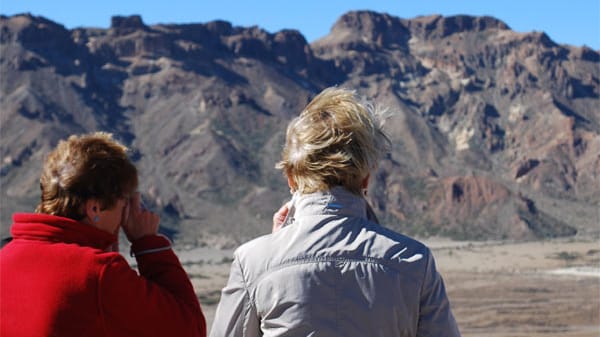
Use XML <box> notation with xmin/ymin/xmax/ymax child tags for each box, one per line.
<box><xmin>0</xmin><ymin>213</ymin><xmax>206</xmax><ymax>337</ymax></box>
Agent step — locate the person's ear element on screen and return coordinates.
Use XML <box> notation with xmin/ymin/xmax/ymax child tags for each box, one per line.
<box><xmin>361</xmin><ymin>174</ymin><xmax>370</xmax><ymax>190</ymax></box>
<box><xmin>287</xmin><ymin>176</ymin><xmax>297</xmax><ymax>193</ymax></box>
<box><xmin>84</xmin><ymin>199</ymin><xmax>101</xmax><ymax>224</ymax></box>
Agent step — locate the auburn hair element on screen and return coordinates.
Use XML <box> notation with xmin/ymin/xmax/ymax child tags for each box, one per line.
<box><xmin>36</xmin><ymin>132</ymin><xmax>138</xmax><ymax>220</ymax></box>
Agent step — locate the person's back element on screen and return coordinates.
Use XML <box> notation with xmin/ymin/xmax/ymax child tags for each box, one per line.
<box><xmin>1</xmin><ymin>212</ymin><xmax>206</xmax><ymax>337</ymax></box>
<box><xmin>210</xmin><ymin>88</ymin><xmax>460</xmax><ymax>336</ymax></box>
<box><xmin>211</xmin><ymin>188</ymin><xmax>459</xmax><ymax>337</ymax></box>
<box><xmin>1</xmin><ymin>215</ymin><xmax>117</xmax><ymax>336</ymax></box>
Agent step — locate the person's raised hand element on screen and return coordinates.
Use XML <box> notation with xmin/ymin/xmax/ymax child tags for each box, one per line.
<box><xmin>272</xmin><ymin>201</ymin><xmax>290</xmax><ymax>233</ymax></box>
<box><xmin>122</xmin><ymin>192</ymin><xmax>160</xmax><ymax>242</ymax></box>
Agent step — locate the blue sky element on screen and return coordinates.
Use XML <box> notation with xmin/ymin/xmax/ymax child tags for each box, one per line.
<box><xmin>1</xmin><ymin>0</ymin><xmax>599</xmax><ymax>49</ymax></box>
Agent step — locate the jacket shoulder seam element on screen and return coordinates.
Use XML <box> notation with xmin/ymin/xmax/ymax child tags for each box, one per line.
<box><xmin>252</xmin><ymin>254</ymin><xmax>418</xmax><ymax>286</ymax></box>
<box><xmin>236</xmin><ymin>253</ymin><xmax>259</xmax><ymax>337</ymax></box>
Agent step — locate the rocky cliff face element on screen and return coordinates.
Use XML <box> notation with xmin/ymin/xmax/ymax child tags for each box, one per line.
<box><xmin>1</xmin><ymin>12</ymin><xmax>598</xmax><ymax>247</ymax></box>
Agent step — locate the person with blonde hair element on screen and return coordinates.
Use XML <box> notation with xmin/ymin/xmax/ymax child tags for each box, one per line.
<box><xmin>0</xmin><ymin>132</ymin><xmax>206</xmax><ymax>337</ymax></box>
<box><xmin>211</xmin><ymin>87</ymin><xmax>460</xmax><ymax>337</ymax></box>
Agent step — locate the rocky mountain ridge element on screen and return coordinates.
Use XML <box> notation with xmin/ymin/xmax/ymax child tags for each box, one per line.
<box><xmin>1</xmin><ymin>11</ymin><xmax>598</xmax><ymax>247</ymax></box>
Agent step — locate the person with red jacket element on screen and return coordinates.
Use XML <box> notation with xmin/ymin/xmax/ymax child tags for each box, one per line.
<box><xmin>0</xmin><ymin>132</ymin><xmax>206</xmax><ymax>337</ymax></box>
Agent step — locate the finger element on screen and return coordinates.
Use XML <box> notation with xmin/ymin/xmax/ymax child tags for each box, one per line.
<box><xmin>276</xmin><ymin>201</ymin><xmax>291</xmax><ymax>217</ymax></box>
<box><xmin>272</xmin><ymin>201</ymin><xmax>291</xmax><ymax>232</ymax></box>
<box><xmin>273</xmin><ymin>210</ymin><xmax>284</xmax><ymax>223</ymax></box>
<box><xmin>274</xmin><ymin>209</ymin><xmax>287</xmax><ymax>222</ymax></box>
<box><xmin>131</xmin><ymin>192</ymin><xmax>142</xmax><ymax>212</ymax></box>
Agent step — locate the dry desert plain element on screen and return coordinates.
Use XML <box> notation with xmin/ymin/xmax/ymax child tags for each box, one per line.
<box><xmin>175</xmin><ymin>238</ymin><xmax>600</xmax><ymax>336</ymax></box>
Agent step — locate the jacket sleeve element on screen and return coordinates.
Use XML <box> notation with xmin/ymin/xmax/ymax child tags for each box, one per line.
<box><xmin>98</xmin><ymin>235</ymin><xmax>206</xmax><ymax>337</ymax></box>
<box><xmin>416</xmin><ymin>250</ymin><xmax>461</xmax><ymax>337</ymax></box>
<box><xmin>209</xmin><ymin>254</ymin><xmax>261</xmax><ymax>337</ymax></box>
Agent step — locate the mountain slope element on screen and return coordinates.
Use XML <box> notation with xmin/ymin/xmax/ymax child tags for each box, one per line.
<box><xmin>1</xmin><ymin>12</ymin><xmax>598</xmax><ymax>247</ymax></box>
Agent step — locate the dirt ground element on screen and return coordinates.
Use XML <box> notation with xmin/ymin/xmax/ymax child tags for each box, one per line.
<box><xmin>182</xmin><ymin>238</ymin><xmax>600</xmax><ymax>336</ymax></box>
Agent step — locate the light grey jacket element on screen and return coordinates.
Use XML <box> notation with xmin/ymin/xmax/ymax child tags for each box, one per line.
<box><xmin>210</xmin><ymin>187</ymin><xmax>460</xmax><ymax>337</ymax></box>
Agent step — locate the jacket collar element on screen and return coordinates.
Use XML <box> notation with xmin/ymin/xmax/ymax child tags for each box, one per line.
<box><xmin>11</xmin><ymin>213</ymin><xmax>117</xmax><ymax>250</ymax></box>
<box><xmin>291</xmin><ymin>186</ymin><xmax>371</xmax><ymax>221</ymax></box>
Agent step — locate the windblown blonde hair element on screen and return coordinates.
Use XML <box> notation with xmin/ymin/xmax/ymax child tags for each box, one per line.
<box><xmin>277</xmin><ymin>87</ymin><xmax>390</xmax><ymax>195</ymax></box>
<box><xmin>36</xmin><ymin>132</ymin><xmax>138</xmax><ymax>220</ymax></box>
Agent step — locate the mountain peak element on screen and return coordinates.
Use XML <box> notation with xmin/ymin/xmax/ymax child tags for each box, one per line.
<box><xmin>110</xmin><ymin>15</ymin><xmax>147</xmax><ymax>35</ymax></box>
<box><xmin>406</xmin><ymin>14</ymin><xmax>510</xmax><ymax>39</ymax></box>
<box><xmin>321</xmin><ymin>11</ymin><xmax>510</xmax><ymax>48</ymax></box>
<box><xmin>320</xmin><ymin>11</ymin><xmax>410</xmax><ymax>48</ymax></box>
